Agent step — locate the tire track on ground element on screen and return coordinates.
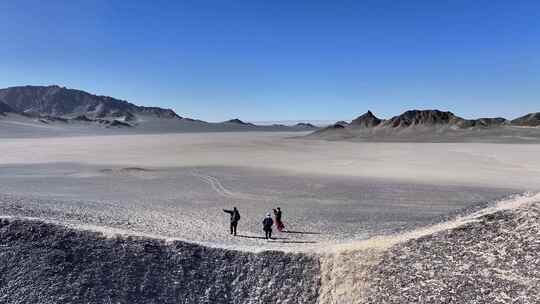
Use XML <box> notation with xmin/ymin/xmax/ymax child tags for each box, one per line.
<box><xmin>190</xmin><ymin>171</ymin><xmax>268</xmax><ymax>201</ymax></box>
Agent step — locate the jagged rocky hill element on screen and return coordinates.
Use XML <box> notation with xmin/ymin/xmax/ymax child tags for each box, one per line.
<box><xmin>294</xmin><ymin>122</ymin><xmax>317</xmax><ymax>129</ymax></box>
<box><xmin>308</xmin><ymin>110</ymin><xmax>540</xmax><ymax>143</ymax></box>
<box><xmin>353</xmin><ymin>110</ymin><xmax>510</xmax><ymax>129</ymax></box>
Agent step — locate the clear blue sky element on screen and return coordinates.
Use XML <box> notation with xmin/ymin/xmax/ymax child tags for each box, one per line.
<box><xmin>1</xmin><ymin>1</ymin><xmax>538</xmax><ymax>122</ymax></box>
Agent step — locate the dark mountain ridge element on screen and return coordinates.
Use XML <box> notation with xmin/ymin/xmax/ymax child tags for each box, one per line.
<box><xmin>0</xmin><ymin>85</ymin><xmax>180</xmax><ymax>121</ymax></box>
<box><xmin>336</xmin><ymin>109</ymin><xmax>529</xmax><ymax>130</ymax></box>
<box><xmin>308</xmin><ymin>109</ymin><xmax>540</xmax><ymax>143</ymax></box>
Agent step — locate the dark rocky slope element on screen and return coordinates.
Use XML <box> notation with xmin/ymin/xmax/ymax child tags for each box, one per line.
<box><xmin>366</xmin><ymin>204</ymin><xmax>540</xmax><ymax>303</ymax></box>
<box><xmin>0</xmin><ymin>218</ymin><xmax>320</xmax><ymax>304</ymax></box>
<box><xmin>512</xmin><ymin>112</ymin><xmax>540</xmax><ymax>127</ymax></box>
<box><xmin>0</xmin><ymin>101</ymin><xmax>14</xmax><ymax>115</ymax></box>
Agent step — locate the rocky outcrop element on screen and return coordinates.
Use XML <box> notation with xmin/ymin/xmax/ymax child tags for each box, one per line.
<box><xmin>511</xmin><ymin>112</ymin><xmax>540</xmax><ymax>127</ymax></box>
<box><xmin>294</xmin><ymin>122</ymin><xmax>318</xmax><ymax>129</ymax></box>
<box><xmin>223</xmin><ymin>118</ymin><xmax>254</xmax><ymax>126</ymax></box>
<box><xmin>0</xmin><ymin>101</ymin><xmax>14</xmax><ymax>115</ymax></box>
<box><xmin>60</xmin><ymin>115</ymin><xmax>132</xmax><ymax>127</ymax></box>
<box><xmin>107</xmin><ymin>120</ymin><xmax>133</xmax><ymax>128</ymax></box>
<box><xmin>334</xmin><ymin>121</ymin><xmax>349</xmax><ymax>127</ymax></box>
<box><xmin>71</xmin><ymin>114</ymin><xmax>94</xmax><ymax>122</ymax></box>
<box><xmin>471</xmin><ymin>117</ymin><xmax>508</xmax><ymax>127</ymax></box>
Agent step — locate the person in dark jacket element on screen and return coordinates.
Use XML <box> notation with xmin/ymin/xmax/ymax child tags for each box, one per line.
<box><xmin>273</xmin><ymin>207</ymin><xmax>285</xmax><ymax>232</ymax></box>
<box><xmin>223</xmin><ymin>207</ymin><xmax>241</xmax><ymax>236</ymax></box>
<box><xmin>263</xmin><ymin>213</ymin><xmax>274</xmax><ymax>240</ymax></box>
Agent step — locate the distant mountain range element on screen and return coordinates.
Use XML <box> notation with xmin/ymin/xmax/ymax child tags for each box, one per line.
<box><xmin>324</xmin><ymin>110</ymin><xmax>540</xmax><ymax>130</ymax></box>
<box><xmin>307</xmin><ymin>110</ymin><xmax>540</xmax><ymax>143</ymax></box>
<box><xmin>0</xmin><ymin>85</ymin><xmax>318</xmax><ymax>133</ymax></box>
<box><xmin>2</xmin><ymin>85</ymin><xmax>538</xmax><ymax>142</ymax></box>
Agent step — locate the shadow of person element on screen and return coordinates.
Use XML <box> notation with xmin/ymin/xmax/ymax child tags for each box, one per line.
<box><xmin>268</xmin><ymin>240</ymin><xmax>318</xmax><ymax>244</ymax></box>
<box><xmin>236</xmin><ymin>235</ymin><xmax>266</xmax><ymax>239</ymax></box>
<box><xmin>282</xmin><ymin>230</ymin><xmax>322</xmax><ymax>235</ymax></box>
<box><xmin>236</xmin><ymin>235</ymin><xmax>290</xmax><ymax>240</ymax></box>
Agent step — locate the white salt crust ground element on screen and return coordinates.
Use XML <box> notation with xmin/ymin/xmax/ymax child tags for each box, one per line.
<box><xmin>0</xmin><ymin>165</ymin><xmax>516</xmax><ymax>251</ymax></box>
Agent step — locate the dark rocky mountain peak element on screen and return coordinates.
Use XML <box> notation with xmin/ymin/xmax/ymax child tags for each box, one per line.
<box><xmin>224</xmin><ymin>118</ymin><xmax>254</xmax><ymax>126</ymax></box>
<box><xmin>350</xmin><ymin>110</ymin><xmax>382</xmax><ymax>128</ymax></box>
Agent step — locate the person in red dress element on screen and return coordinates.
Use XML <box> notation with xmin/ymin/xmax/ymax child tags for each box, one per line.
<box><xmin>273</xmin><ymin>207</ymin><xmax>285</xmax><ymax>232</ymax></box>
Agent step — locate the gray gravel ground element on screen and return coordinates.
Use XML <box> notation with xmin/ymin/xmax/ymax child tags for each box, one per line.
<box><xmin>0</xmin><ymin>164</ymin><xmax>515</xmax><ymax>251</ymax></box>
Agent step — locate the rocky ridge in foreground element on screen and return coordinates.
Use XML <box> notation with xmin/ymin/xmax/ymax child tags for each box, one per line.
<box><xmin>1</xmin><ymin>198</ymin><xmax>540</xmax><ymax>303</ymax></box>
<box><xmin>0</xmin><ymin>218</ymin><xmax>320</xmax><ymax>304</ymax></box>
